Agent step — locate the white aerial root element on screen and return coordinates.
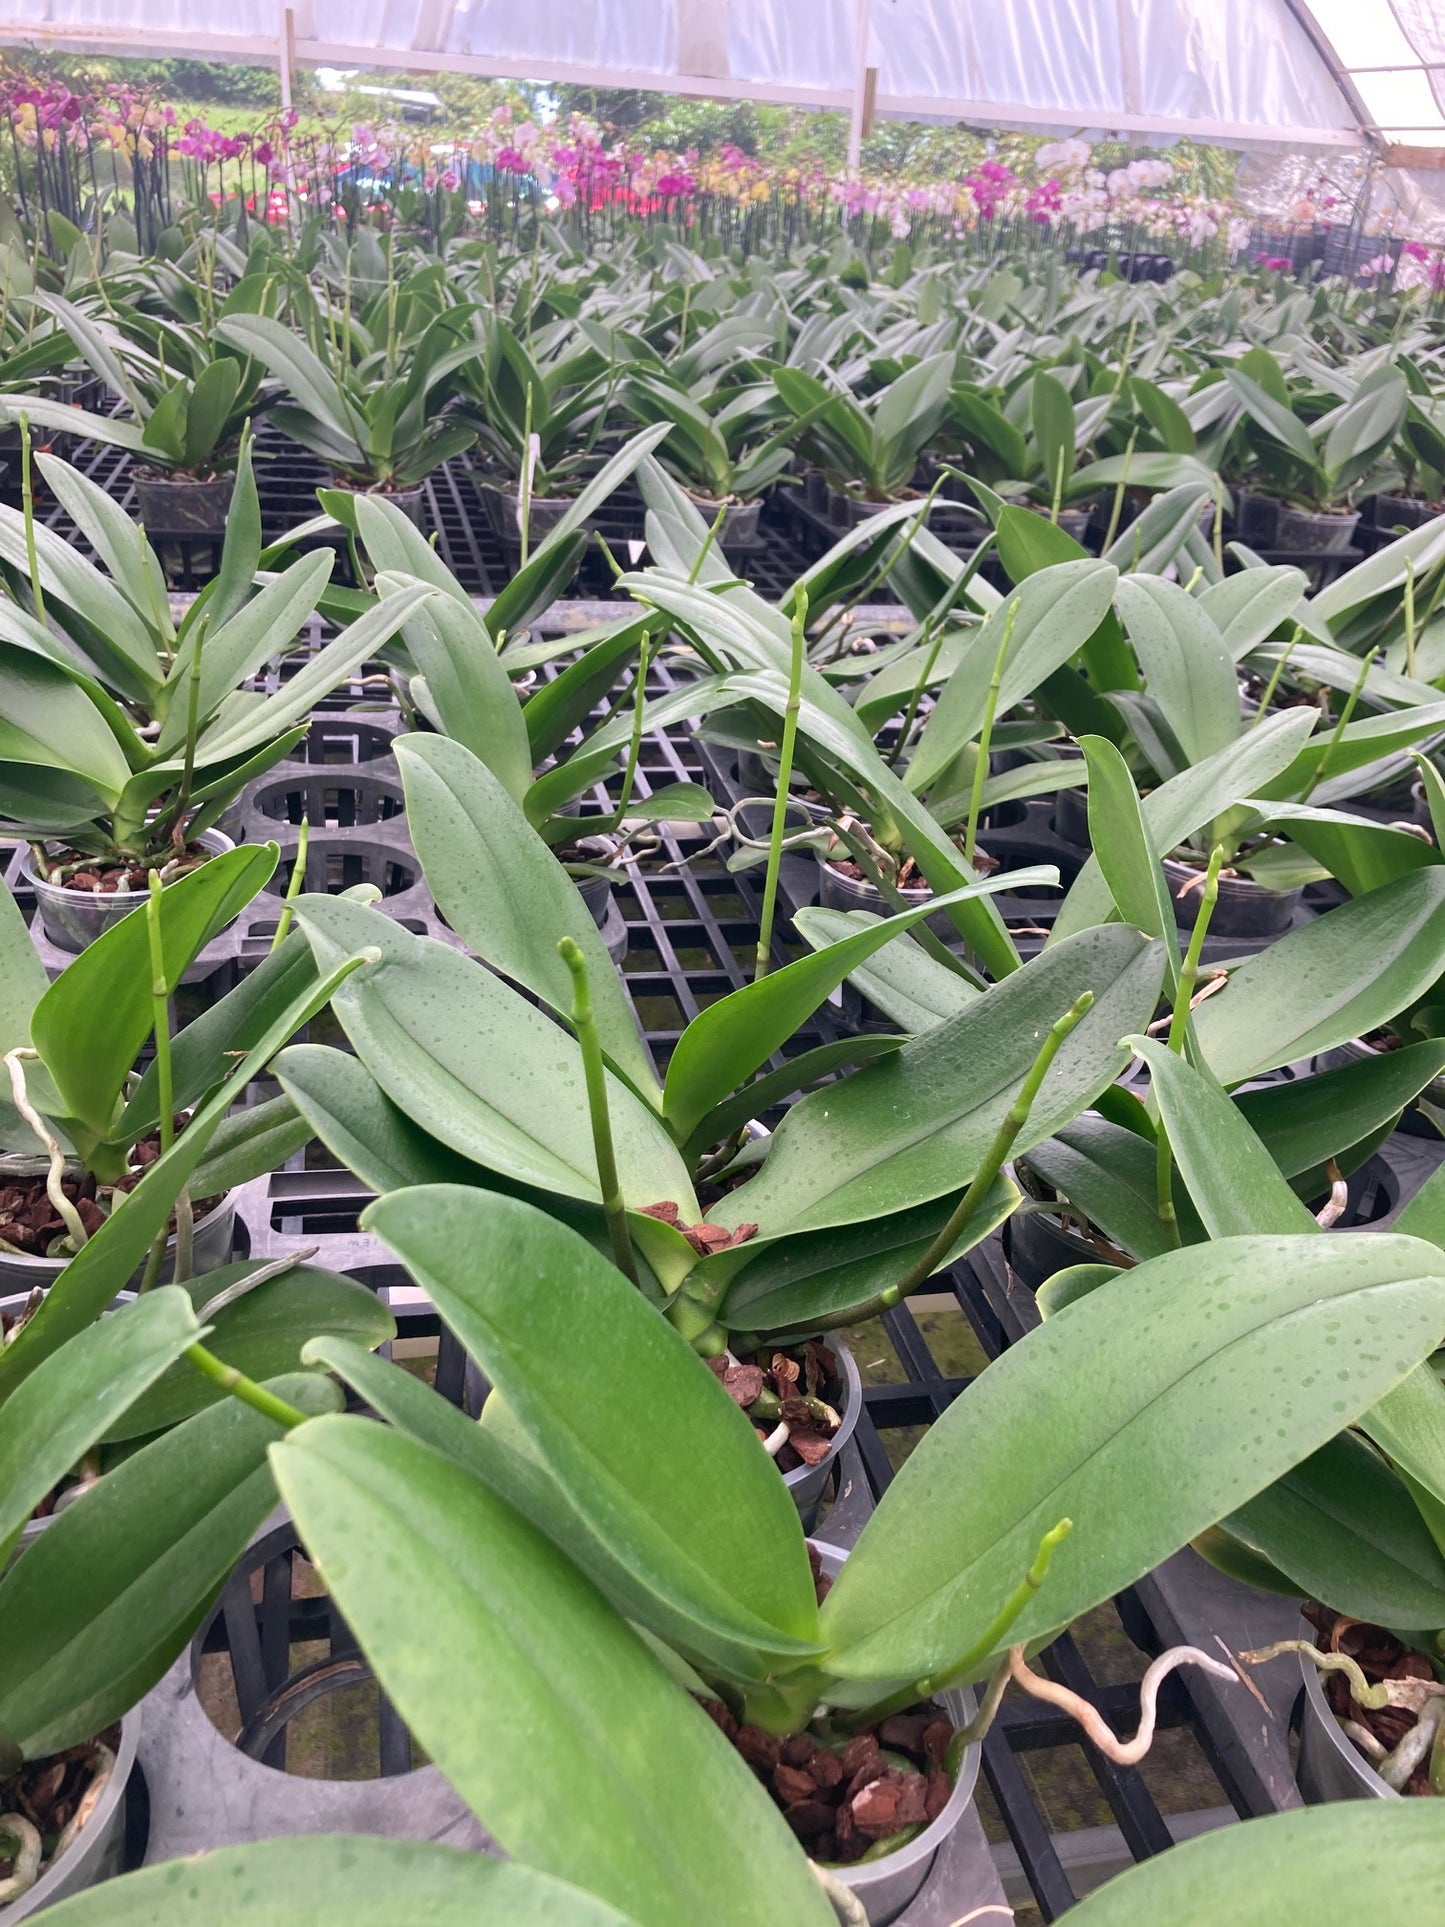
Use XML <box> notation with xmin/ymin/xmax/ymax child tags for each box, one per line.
<box><xmin>1242</xmin><ymin>1639</ymin><xmax>1445</xmax><ymax>1715</ymax></box>
<box><xmin>1340</xmin><ymin>1718</ymin><xmax>1386</xmax><ymax>1763</ymax></box>
<box><xmin>50</xmin><ymin>1743</ymin><xmax>116</xmax><ymax>1864</ymax></box>
<box><xmin>1007</xmin><ymin>1643</ymin><xmax>1239</xmax><ymax>1766</ymax></box>
<box><xmin>1378</xmin><ymin>1696</ymin><xmax>1445</xmax><ymax>1791</ymax></box>
<box><xmin>810</xmin><ymin>1859</ymin><xmax>867</xmax><ymax>1924</ymax></box>
<box><xmin>1315</xmin><ymin>1160</ymin><xmax>1348</xmax><ymax>1228</ymax></box>
<box><xmin>0</xmin><ymin>1814</ymin><xmax>42</xmax><ymax>1902</ymax></box>
<box><xmin>3</xmin><ymin>1048</ymin><xmax>89</xmax><ymax>1250</ymax></box>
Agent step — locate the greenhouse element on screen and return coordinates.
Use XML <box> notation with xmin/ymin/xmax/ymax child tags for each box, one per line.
<box><xmin>0</xmin><ymin>3</ymin><xmax>1444</xmax><ymax>1923</ymax></box>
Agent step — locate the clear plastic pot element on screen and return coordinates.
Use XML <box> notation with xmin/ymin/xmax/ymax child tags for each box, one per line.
<box><xmin>1275</xmin><ymin>505</ymin><xmax>1359</xmax><ymax>554</ymax></box>
<box><xmin>22</xmin><ymin>829</ymin><xmax>236</xmax><ymax>955</ymax></box>
<box><xmin>1295</xmin><ymin>1622</ymin><xmax>1399</xmax><ymax>1804</ymax></box>
<box><xmin>812</xmin><ymin>1542</ymin><xmax>982</xmax><ymax>1924</ymax></box>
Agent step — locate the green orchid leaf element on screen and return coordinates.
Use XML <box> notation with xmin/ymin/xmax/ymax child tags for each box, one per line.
<box><xmin>35</xmin><ymin>1837</ymin><xmax>637</xmax><ymax>1927</ymax></box>
<box><xmin>708</xmin><ymin>925</ymin><xmax>1164</xmax><ymax>1242</ymax></box>
<box><xmin>613</xmin><ymin>782</ymin><xmax>715</xmax><ymax>824</ymax></box>
<box><xmin>0</xmin><ymin>643</ymin><xmax>133</xmax><ymax>802</ymax></box>
<box><xmin>1022</xmin><ymin>1115</ymin><xmax>1178</xmax><ymax>1263</ymax></box>
<box><xmin>1031</xmin><ymin>370</ymin><xmax>1076</xmax><ymax>502</ymax></box>
<box><xmin>1248</xmin><ymin>802</ymin><xmax>1440</xmax><ymax>898</ymax></box>
<box><xmin>716</xmin><ymin>1175</ymin><xmax>1018</xmax><ymax>1332</ymax></box>
<box><xmin>482</xmin><ymin>531</ymin><xmax>591</xmax><ymax>642</ymax></box>
<box><xmin>1102</xmin><ymin>486</ymin><xmax>1212</xmax><ymax>575</ymax></box>
<box><xmin>271</xmin><ymin>1416</ymin><xmax>831</xmax><ymax>1927</ymax></box>
<box><xmin>35</xmin><ymin>453</ymin><xmax>172</xmax><ymax>632</ymax></box>
<box><xmin>102</xmin><ymin>1260</ymin><xmax>394</xmax><ymax>1441</ymax></box>
<box><xmin>275</xmin><ymin>1042</ymin><xmax>499</xmax><ymax>1193</ymax></box>
<box><xmin>159</xmin><ymin>552</ymin><xmax>334</xmax><ymax>757</ymax></box>
<box><xmin>1198</xmin><ymin>565</ymin><xmax>1306</xmax><ymax>660</ymax></box>
<box><xmin>1225</xmin><ymin>369</ymin><xmax>1318</xmax><ymax>467</ymax></box>
<box><xmin>0</xmin><ymin>1372</ymin><xmax>340</xmax><ymax>1758</ymax></box>
<box><xmin>393</xmin><ymin>734</ymin><xmax>659</xmax><ymax>1104</ymax></box>
<box><xmin>0</xmin><ymin>943</ymin><xmax>372</xmax><ymax>1396</ymax></box>
<box><xmin>214</xmin><ymin>315</ymin><xmax>357</xmax><ymax>453</ymax></box>
<box><xmin>792</xmin><ymin>905</ymin><xmax>978</xmax><ymax>1033</ymax></box>
<box><xmin>1254</xmin><ymin>700</ymin><xmax>1445</xmax><ymax>805</ymax></box>
<box><xmin>1064</xmin><ymin>1803</ymin><xmax>1445</xmax><ymax>1926</ymax></box>
<box><xmin>0</xmin><ymin>396</ymin><xmax>151</xmax><ymax>455</ymax></box>
<box><xmin>0</xmin><ymin>1287</ymin><xmax>200</xmax><ymax>1564</ymax></box>
<box><xmin>1035</xmin><ymin>1261</ymin><xmax>1122</xmax><ymax>1319</ymax></box>
<box><xmin>908</xmin><ymin>561</ymin><xmax>1118</xmax><ymax>796</ymax></box>
<box><xmin>1114</xmin><ymin>577</ymin><xmax>1239</xmax><ymax>766</ymax></box>
<box><xmin>664</xmin><ymin>870</ymin><xmax>1058</xmax><ymax>1143</ymax></box>
<box><xmin>1222</xmin><ymin>1430</ymin><xmax>1445</xmax><ymax>1630</ymax></box>
<box><xmin>1128</xmin><ymin>1036</ymin><xmax>1318</xmax><ymax>1237</ymax></box>
<box><xmin>376</xmin><ymin>572</ymin><xmax>533</xmax><ymax>805</ymax></box>
<box><xmin>1192</xmin><ymin>867</ymin><xmax>1445</xmax><ymax>1085</ymax></box>
<box><xmin>181</xmin><ymin>355</ymin><xmax>242</xmax><ymax>469</ymax></box>
<box><xmin>205</xmin><ymin>435</ymin><xmax>263</xmax><ymax>634</ymax></box>
<box><xmin>363</xmin><ymin>1187</ymin><xmax>823</xmax><ymax>1662</ymax></box>
<box><xmin>293</xmin><ymin>893</ymin><xmax>696</xmax><ymax>1218</ymax></box>
<box><xmin>0</xmin><ymin>868</ymin><xmax>47</xmax><ymax>1062</ymax></box>
<box><xmin>0</xmin><ymin>507</ymin><xmax>163</xmax><ymax>698</ymax></box>
<box><xmin>682</xmin><ymin>1034</ymin><xmax>905</xmax><ymax>1161</ymax></box>
<box><xmin>520</xmin><ymin>614</ymin><xmax>653</xmax><ymax>763</ymax></box>
<box><xmin>1080</xmin><ymin>734</ymin><xmax>1183</xmax><ymax>990</ymax></box>
<box><xmin>1360</xmin><ymin>1361</ymin><xmax>1445</xmax><ymax>1518</ymax></box>
<box><xmin>29</xmin><ymin>843</ymin><xmax>278</xmax><ymax>1148</ymax></box>
<box><xmin>125</xmin><ymin>929</ymin><xmax>323</xmax><ymax>1137</ymax></box>
<box><xmin>1070</xmin><ymin>452</ymin><xmax>1216</xmax><ymax>500</ymax></box>
<box><xmin>182</xmin><ymin>1091</ymin><xmax>315</xmax><ymax>1197</ymax></box>
<box><xmin>1236</xmin><ymin>1043</ymin><xmax>1445</xmax><ymax>1180</ymax></box>
<box><xmin>820</xmin><ymin>1232</ymin><xmax>1445</xmax><ymax>1685</ymax></box>
<box><xmin>187</xmin><ymin>582</ymin><xmax>436</xmax><ymax>768</ymax></box>
<box><xmin>302</xmin><ymin>1332</ymin><xmax>794</xmax><ymax>1674</ymax></box>
<box><xmin>1313</xmin><ymin>515</ymin><xmax>1445</xmax><ymax>627</ymax></box>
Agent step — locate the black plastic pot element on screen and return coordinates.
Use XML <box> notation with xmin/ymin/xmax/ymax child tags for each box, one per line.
<box><xmin>1232</xmin><ymin>489</ymin><xmax>1280</xmax><ymax>546</ymax></box>
<box><xmin>1027</xmin><ymin>502</ymin><xmax>1093</xmax><ymax>544</ymax></box>
<box><xmin>134</xmin><ymin>471</ymin><xmax>233</xmax><ymax>537</ymax></box>
<box><xmin>1368</xmin><ymin>493</ymin><xmax>1439</xmax><ymax>533</ymax></box>
<box><xmin>823</xmin><ymin>481</ymin><xmax>906</xmax><ymax>528</ymax></box>
<box><xmin>1275</xmin><ymin>505</ymin><xmax>1359</xmax><ymax>554</ymax></box>
<box><xmin>1004</xmin><ymin>1198</ymin><xmax>1110</xmax><ymax>1292</ymax></box>
<box><xmin>1161</xmin><ymin>855</ymin><xmax>1303</xmax><ymax>939</ymax></box>
<box><xmin>330</xmin><ymin>479</ymin><xmax>425</xmax><ymax>529</ymax></box>
<box><xmin>1051</xmin><ymin>776</ymin><xmax>1092</xmax><ymax>850</ymax></box>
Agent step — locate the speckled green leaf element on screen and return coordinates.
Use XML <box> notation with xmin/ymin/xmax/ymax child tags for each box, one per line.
<box><xmin>38</xmin><ymin>1837</ymin><xmax>636</xmax><ymax>1927</ymax></box>
<box><xmin>820</xmin><ymin>1233</ymin><xmax>1445</xmax><ymax>1685</ymax></box>
<box><xmin>272</xmin><ymin>1416</ymin><xmax>830</xmax><ymax>1927</ymax></box>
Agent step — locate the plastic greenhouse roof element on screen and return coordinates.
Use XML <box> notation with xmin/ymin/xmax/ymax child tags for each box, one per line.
<box><xmin>1</xmin><ymin>2</ymin><xmax>1443</xmax><ymax>157</ymax></box>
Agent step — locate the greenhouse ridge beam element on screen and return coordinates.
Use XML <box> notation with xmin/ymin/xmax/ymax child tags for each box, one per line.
<box><xmin>0</xmin><ymin>19</ymin><xmax>1366</xmax><ymax>151</ymax></box>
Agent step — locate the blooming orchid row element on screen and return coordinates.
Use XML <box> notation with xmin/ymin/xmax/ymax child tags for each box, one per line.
<box><xmin>3</xmin><ymin>72</ymin><xmax>1441</xmax><ymax>274</ymax></box>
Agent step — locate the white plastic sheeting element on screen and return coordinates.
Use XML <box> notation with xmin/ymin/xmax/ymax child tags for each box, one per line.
<box><xmin>1310</xmin><ymin>0</ymin><xmax>1445</xmax><ymax>137</ymax></box>
<box><xmin>4</xmin><ymin>1</ymin><xmax>1445</xmax><ymax>154</ymax></box>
